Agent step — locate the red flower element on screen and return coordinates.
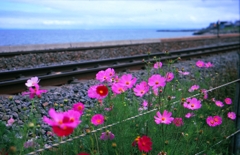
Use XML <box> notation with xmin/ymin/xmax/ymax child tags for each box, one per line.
<box><xmin>137</xmin><ymin>135</ymin><xmax>152</xmax><ymax>152</ymax></box>
<box><xmin>96</xmin><ymin>85</ymin><xmax>108</xmax><ymax>97</ymax></box>
<box><xmin>52</xmin><ymin>126</ymin><xmax>74</xmax><ymax>137</ymax></box>
<box><xmin>78</xmin><ymin>153</ymin><xmax>90</xmax><ymax>155</ymax></box>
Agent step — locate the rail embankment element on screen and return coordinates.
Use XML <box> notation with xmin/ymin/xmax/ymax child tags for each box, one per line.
<box><xmin>0</xmin><ymin>33</ymin><xmax>239</xmax><ymax>71</ymax></box>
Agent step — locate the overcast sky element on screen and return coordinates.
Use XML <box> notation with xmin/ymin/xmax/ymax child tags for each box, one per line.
<box><xmin>0</xmin><ymin>0</ymin><xmax>239</xmax><ymax>29</ymax></box>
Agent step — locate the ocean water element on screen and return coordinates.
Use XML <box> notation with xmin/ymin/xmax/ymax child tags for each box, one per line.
<box><xmin>0</xmin><ymin>29</ymin><xmax>194</xmax><ymax>46</ymax></box>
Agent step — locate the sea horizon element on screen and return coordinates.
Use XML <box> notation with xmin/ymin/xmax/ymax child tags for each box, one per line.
<box><xmin>0</xmin><ymin>29</ymin><xmax>195</xmax><ymax>47</ymax></box>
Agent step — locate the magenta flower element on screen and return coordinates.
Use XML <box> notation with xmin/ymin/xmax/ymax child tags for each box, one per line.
<box><xmin>173</xmin><ymin>118</ymin><xmax>183</xmax><ymax>127</ymax></box>
<box><xmin>72</xmin><ymin>102</ymin><xmax>85</xmax><ymax>115</ymax></box>
<box><xmin>188</xmin><ymin>85</ymin><xmax>199</xmax><ymax>92</ymax></box>
<box><xmin>213</xmin><ymin>116</ymin><xmax>222</xmax><ymax>126</ymax></box>
<box><xmin>227</xmin><ymin>112</ymin><xmax>236</xmax><ymax>120</ymax></box>
<box><xmin>119</xmin><ymin>74</ymin><xmax>137</xmax><ymax>89</ymax></box>
<box><xmin>111</xmin><ymin>82</ymin><xmax>127</xmax><ymax>94</ymax></box>
<box><xmin>201</xmin><ymin>89</ymin><xmax>208</xmax><ymax>99</ymax></box>
<box><xmin>224</xmin><ymin>98</ymin><xmax>232</xmax><ymax>105</ymax></box>
<box><xmin>88</xmin><ymin>85</ymin><xmax>108</xmax><ymax>99</ymax></box>
<box><xmin>154</xmin><ymin>110</ymin><xmax>174</xmax><ymax>125</ymax></box>
<box><xmin>153</xmin><ymin>62</ymin><xmax>162</xmax><ymax>69</ymax></box>
<box><xmin>165</xmin><ymin>72</ymin><xmax>174</xmax><ymax>82</ymax></box>
<box><xmin>100</xmin><ymin>130</ymin><xmax>115</xmax><ymax>140</ymax></box>
<box><xmin>25</xmin><ymin>76</ymin><xmax>40</xmax><ymax>87</ymax></box>
<box><xmin>91</xmin><ymin>114</ymin><xmax>105</xmax><ymax>126</ymax></box>
<box><xmin>6</xmin><ymin>117</ymin><xmax>15</xmax><ymax>127</ymax></box>
<box><xmin>148</xmin><ymin>74</ymin><xmax>166</xmax><ymax>89</ymax></box>
<box><xmin>43</xmin><ymin>108</ymin><xmax>81</xmax><ymax>137</ymax></box>
<box><xmin>96</xmin><ymin>70</ymin><xmax>109</xmax><ymax>82</ymax></box>
<box><xmin>133</xmin><ymin>81</ymin><xmax>149</xmax><ymax>97</ymax></box>
<box><xmin>205</xmin><ymin>62</ymin><xmax>213</xmax><ymax>68</ymax></box>
<box><xmin>105</xmin><ymin>68</ymin><xmax>115</xmax><ymax>80</ymax></box>
<box><xmin>88</xmin><ymin>85</ymin><xmax>99</xmax><ymax>99</ymax></box>
<box><xmin>142</xmin><ymin>100</ymin><xmax>148</xmax><ymax>107</ymax></box>
<box><xmin>206</xmin><ymin>115</ymin><xmax>222</xmax><ymax>127</ymax></box>
<box><xmin>196</xmin><ymin>60</ymin><xmax>205</xmax><ymax>68</ymax></box>
<box><xmin>185</xmin><ymin>112</ymin><xmax>195</xmax><ymax>118</ymax></box>
<box><xmin>22</xmin><ymin>83</ymin><xmax>47</xmax><ymax>99</ymax></box>
<box><xmin>206</xmin><ymin>116</ymin><xmax>217</xmax><ymax>127</ymax></box>
<box><xmin>183</xmin><ymin>98</ymin><xmax>202</xmax><ymax>110</ymax></box>
<box><xmin>215</xmin><ymin>100</ymin><xmax>224</xmax><ymax>107</ymax></box>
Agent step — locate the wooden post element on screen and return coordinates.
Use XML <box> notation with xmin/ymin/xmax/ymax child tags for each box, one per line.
<box><xmin>233</xmin><ymin>51</ymin><xmax>240</xmax><ymax>154</ymax></box>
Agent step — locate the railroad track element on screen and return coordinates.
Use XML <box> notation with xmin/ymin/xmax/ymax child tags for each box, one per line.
<box><xmin>0</xmin><ymin>42</ymin><xmax>239</xmax><ymax>95</ymax></box>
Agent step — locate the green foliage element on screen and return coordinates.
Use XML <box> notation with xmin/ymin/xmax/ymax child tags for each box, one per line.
<box><xmin>0</xmin><ymin>56</ymin><xmax>238</xmax><ymax>155</ymax></box>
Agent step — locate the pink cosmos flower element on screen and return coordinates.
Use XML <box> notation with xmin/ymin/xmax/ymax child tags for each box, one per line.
<box><xmin>201</xmin><ymin>89</ymin><xmax>208</xmax><ymax>99</ymax></box>
<box><xmin>206</xmin><ymin>115</ymin><xmax>222</xmax><ymax>127</ymax></box>
<box><xmin>153</xmin><ymin>88</ymin><xmax>159</xmax><ymax>96</ymax></box>
<box><xmin>196</xmin><ymin>60</ymin><xmax>205</xmax><ymax>68</ymax></box>
<box><xmin>178</xmin><ymin>71</ymin><xmax>190</xmax><ymax>75</ymax></box>
<box><xmin>188</xmin><ymin>85</ymin><xmax>200</xmax><ymax>92</ymax></box>
<box><xmin>110</xmin><ymin>75</ymin><xmax>119</xmax><ymax>83</ymax></box>
<box><xmin>43</xmin><ymin>108</ymin><xmax>81</xmax><ymax>137</ymax></box>
<box><xmin>119</xmin><ymin>74</ymin><xmax>137</xmax><ymax>89</ymax></box>
<box><xmin>22</xmin><ymin>83</ymin><xmax>47</xmax><ymax>99</ymax></box>
<box><xmin>205</xmin><ymin>62</ymin><xmax>214</xmax><ymax>68</ymax></box>
<box><xmin>148</xmin><ymin>74</ymin><xmax>166</xmax><ymax>89</ymax></box>
<box><xmin>183</xmin><ymin>98</ymin><xmax>202</xmax><ymax>110</ymax></box>
<box><xmin>213</xmin><ymin>116</ymin><xmax>222</xmax><ymax>126</ymax></box>
<box><xmin>139</xmin><ymin>100</ymin><xmax>150</xmax><ymax>111</ymax></box>
<box><xmin>173</xmin><ymin>118</ymin><xmax>183</xmax><ymax>127</ymax></box>
<box><xmin>206</xmin><ymin>116</ymin><xmax>217</xmax><ymax>127</ymax></box>
<box><xmin>154</xmin><ymin>110</ymin><xmax>174</xmax><ymax>125</ymax></box>
<box><xmin>153</xmin><ymin>62</ymin><xmax>162</xmax><ymax>69</ymax></box>
<box><xmin>105</xmin><ymin>68</ymin><xmax>115</xmax><ymax>80</ymax></box>
<box><xmin>227</xmin><ymin>112</ymin><xmax>236</xmax><ymax>120</ymax></box>
<box><xmin>88</xmin><ymin>85</ymin><xmax>108</xmax><ymax>99</ymax></box>
<box><xmin>72</xmin><ymin>102</ymin><xmax>85</xmax><ymax>115</ymax></box>
<box><xmin>224</xmin><ymin>98</ymin><xmax>232</xmax><ymax>105</ymax></box>
<box><xmin>133</xmin><ymin>81</ymin><xmax>149</xmax><ymax>97</ymax></box>
<box><xmin>185</xmin><ymin>112</ymin><xmax>195</xmax><ymax>118</ymax></box>
<box><xmin>165</xmin><ymin>72</ymin><xmax>174</xmax><ymax>82</ymax></box>
<box><xmin>142</xmin><ymin>100</ymin><xmax>148</xmax><ymax>107</ymax></box>
<box><xmin>100</xmin><ymin>130</ymin><xmax>115</xmax><ymax>140</ymax></box>
<box><xmin>96</xmin><ymin>70</ymin><xmax>109</xmax><ymax>82</ymax></box>
<box><xmin>91</xmin><ymin>114</ymin><xmax>105</xmax><ymax>126</ymax></box>
<box><xmin>111</xmin><ymin>82</ymin><xmax>127</xmax><ymax>94</ymax></box>
<box><xmin>25</xmin><ymin>77</ymin><xmax>40</xmax><ymax>87</ymax></box>
<box><xmin>215</xmin><ymin>100</ymin><xmax>224</xmax><ymax>107</ymax></box>
<box><xmin>6</xmin><ymin>117</ymin><xmax>15</xmax><ymax>127</ymax></box>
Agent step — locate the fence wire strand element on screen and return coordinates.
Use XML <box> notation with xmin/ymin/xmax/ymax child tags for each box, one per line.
<box><xmin>195</xmin><ymin>129</ymin><xmax>240</xmax><ymax>155</ymax></box>
<box><xmin>27</xmin><ymin>78</ymin><xmax>240</xmax><ymax>155</ymax></box>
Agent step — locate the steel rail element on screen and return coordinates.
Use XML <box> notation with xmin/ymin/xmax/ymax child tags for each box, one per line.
<box><xmin>0</xmin><ymin>41</ymin><xmax>238</xmax><ymax>57</ymax></box>
<box><xmin>0</xmin><ymin>43</ymin><xmax>239</xmax><ymax>95</ymax></box>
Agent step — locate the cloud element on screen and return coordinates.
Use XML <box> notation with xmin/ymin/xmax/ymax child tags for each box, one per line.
<box><xmin>0</xmin><ymin>0</ymin><xmax>239</xmax><ymax>29</ymax></box>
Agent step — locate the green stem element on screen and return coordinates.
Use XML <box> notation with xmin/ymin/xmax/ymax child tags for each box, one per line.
<box><xmin>94</xmin><ymin>132</ymin><xmax>100</xmax><ymax>153</ymax></box>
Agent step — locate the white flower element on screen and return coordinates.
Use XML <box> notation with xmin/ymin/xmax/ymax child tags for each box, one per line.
<box><xmin>25</xmin><ymin>77</ymin><xmax>40</xmax><ymax>87</ymax></box>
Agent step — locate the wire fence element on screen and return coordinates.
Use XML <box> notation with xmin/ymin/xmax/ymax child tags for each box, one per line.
<box><xmin>27</xmin><ymin>78</ymin><xmax>240</xmax><ymax>155</ymax></box>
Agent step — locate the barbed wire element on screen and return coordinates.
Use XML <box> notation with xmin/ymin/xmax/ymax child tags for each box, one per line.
<box><xmin>27</xmin><ymin>78</ymin><xmax>240</xmax><ymax>155</ymax></box>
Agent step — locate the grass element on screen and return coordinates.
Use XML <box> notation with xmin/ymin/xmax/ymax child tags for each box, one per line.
<box><xmin>0</xmin><ymin>55</ymin><xmax>238</xmax><ymax>155</ymax></box>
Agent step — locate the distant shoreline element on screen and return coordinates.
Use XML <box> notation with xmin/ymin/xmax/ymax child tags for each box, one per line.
<box><xmin>156</xmin><ymin>29</ymin><xmax>199</xmax><ymax>32</ymax></box>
